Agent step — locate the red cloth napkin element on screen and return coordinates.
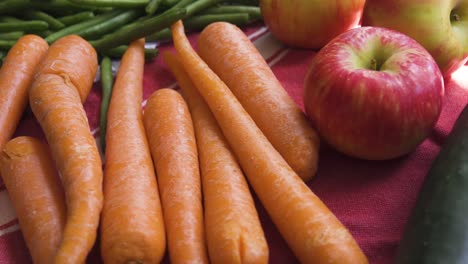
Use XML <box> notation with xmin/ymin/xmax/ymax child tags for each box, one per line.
<box><xmin>0</xmin><ymin>23</ymin><xmax>467</xmax><ymax>264</ymax></box>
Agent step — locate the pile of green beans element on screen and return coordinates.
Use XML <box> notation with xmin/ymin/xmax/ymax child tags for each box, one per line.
<box><xmin>0</xmin><ymin>0</ymin><xmax>262</xmax><ymax>62</ymax></box>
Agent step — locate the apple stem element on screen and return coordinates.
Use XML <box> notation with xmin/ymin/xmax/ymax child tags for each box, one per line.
<box><xmin>452</xmin><ymin>13</ymin><xmax>460</xmax><ymax>21</ymax></box>
<box><xmin>370</xmin><ymin>58</ymin><xmax>378</xmax><ymax>71</ymax></box>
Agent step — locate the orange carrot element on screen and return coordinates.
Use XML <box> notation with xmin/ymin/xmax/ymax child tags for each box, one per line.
<box><xmin>0</xmin><ymin>35</ymin><xmax>48</xmax><ymax>151</ymax></box>
<box><xmin>34</xmin><ymin>35</ymin><xmax>97</xmax><ymax>103</ymax></box>
<box><xmin>163</xmin><ymin>51</ymin><xmax>269</xmax><ymax>264</ymax></box>
<box><xmin>0</xmin><ymin>136</ymin><xmax>66</xmax><ymax>264</ymax></box>
<box><xmin>197</xmin><ymin>22</ymin><xmax>320</xmax><ymax>182</ymax></box>
<box><xmin>143</xmin><ymin>88</ymin><xmax>208</xmax><ymax>264</ymax></box>
<box><xmin>171</xmin><ymin>20</ymin><xmax>368</xmax><ymax>264</ymax></box>
<box><xmin>29</xmin><ymin>35</ymin><xmax>102</xmax><ymax>264</ymax></box>
<box><xmin>100</xmin><ymin>38</ymin><xmax>166</xmax><ymax>264</ymax></box>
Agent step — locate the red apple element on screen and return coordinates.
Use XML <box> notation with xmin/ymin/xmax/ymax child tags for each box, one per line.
<box><xmin>259</xmin><ymin>0</ymin><xmax>365</xmax><ymax>49</ymax></box>
<box><xmin>303</xmin><ymin>27</ymin><xmax>444</xmax><ymax>160</ymax></box>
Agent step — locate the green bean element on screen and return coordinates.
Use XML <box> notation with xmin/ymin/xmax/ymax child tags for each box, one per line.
<box><xmin>226</xmin><ymin>0</ymin><xmax>258</xmax><ymax>5</ymax></box>
<box><xmin>32</xmin><ymin>0</ymin><xmax>112</xmax><ymax>14</ymax></box>
<box><xmin>38</xmin><ymin>30</ymin><xmax>54</xmax><ymax>38</ymax></box>
<box><xmin>104</xmin><ymin>45</ymin><xmax>159</xmax><ymax>60</ymax></box>
<box><xmin>0</xmin><ymin>31</ymin><xmax>24</xmax><ymax>40</ymax></box>
<box><xmin>145</xmin><ymin>0</ymin><xmax>162</xmax><ymax>15</ymax></box>
<box><xmin>0</xmin><ymin>21</ymin><xmax>49</xmax><ymax>33</ymax></box>
<box><xmin>99</xmin><ymin>56</ymin><xmax>114</xmax><ymax>153</ymax></box>
<box><xmin>0</xmin><ymin>40</ymin><xmax>15</xmax><ymax>50</ymax></box>
<box><xmin>68</xmin><ymin>0</ymin><xmax>149</xmax><ymax>8</ymax></box>
<box><xmin>0</xmin><ymin>16</ymin><xmax>22</xmax><ymax>23</ymax></box>
<box><xmin>45</xmin><ymin>10</ymin><xmax>121</xmax><ymax>44</ymax></box>
<box><xmin>0</xmin><ymin>0</ymin><xmax>30</xmax><ymax>15</ymax></box>
<box><xmin>185</xmin><ymin>12</ymin><xmax>250</xmax><ymax>28</ymax></box>
<box><xmin>159</xmin><ymin>0</ymin><xmax>210</xmax><ymax>17</ymax></box>
<box><xmin>201</xmin><ymin>5</ymin><xmax>261</xmax><ymax>19</ymax></box>
<box><xmin>162</xmin><ymin>0</ymin><xmax>192</xmax><ymax>13</ymax></box>
<box><xmin>24</xmin><ymin>10</ymin><xmax>66</xmax><ymax>30</ymax></box>
<box><xmin>162</xmin><ymin>0</ymin><xmax>182</xmax><ymax>7</ymax></box>
<box><xmin>144</xmin><ymin>48</ymin><xmax>159</xmax><ymax>61</ymax></box>
<box><xmin>80</xmin><ymin>10</ymin><xmax>142</xmax><ymax>40</ymax></box>
<box><xmin>132</xmin><ymin>0</ymin><xmax>212</xmax><ymax>28</ymax></box>
<box><xmin>58</xmin><ymin>12</ymin><xmax>95</xmax><ymax>26</ymax></box>
<box><xmin>146</xmin><ymin>28</ymin><xmax>171</xmax><ymax>42</ymax></box>
<box><xmin>90</xmin><ymin>8</ymin><xmax>186</xmax><ymax>51</ymax></box>
<box><xmin>146</xmin><ymin>12</ymin><xmax>250</xmax><ymax>42</ymax></box>
<box><xmin>186</xmin><ymin>0</ymin><xmax>220</xmax><ymax>16</ymax></box>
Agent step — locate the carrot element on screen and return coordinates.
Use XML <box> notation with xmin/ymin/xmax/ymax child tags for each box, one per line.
<box><xmin>0</xmin><ymin>136</ymin><xmax>66</xmax><ymax>264</ymax></box>
<box><xmin>34</xmin><ymin>35</ymin><xmax>97</xmax><ymax>103</ymax></box>
<box><xmin>163</xmin><ymin>51</ymin><xmax>269</xmax><ymax>264</ymax></box>
<box><xmin>0</xmin><ymin>35</ymin><xmax>48</xmax><ymax>152</ymax></box>
<box><xmin>29</xmin><ymin>35</ymin><xmax>102</xmax><ymax>264</ymax></box>
<box><xmin>197</xmin><ymin>22</ymin><xmax>320</xmax><ymax>182</ymax></box>
<box><xmin>171</xmin><ymin>20</ymin><xmax>368</xmax><ymax>264</ymax></box>
<box><xmin>100</xmin><ymin>38</ymin><xmax>166</xmax><ymax>264</ymax></box>
<box><xmin>143</xmin><ymin>88</ymin><xmax>208</xmax><ymax>264</ymax></box>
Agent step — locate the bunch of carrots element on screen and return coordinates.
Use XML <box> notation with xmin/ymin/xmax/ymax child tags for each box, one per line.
<box><xmin>0</xmin><ymin>18</ymin><xmax>368</xmax><ymax>264</ymax></box>
<box><xmin>0</xmin><ymin>0</ymin><xmax>262</xmax><ymax>63</ymax></box>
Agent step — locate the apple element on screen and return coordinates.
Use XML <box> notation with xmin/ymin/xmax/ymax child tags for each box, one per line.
<box><xmin>362</xmin><ymin>0</ymin><xmax>468</xmax><ymax>77</ymax></box>
<box><xmin>303</xmin><ymin>27</ymin><xmax>444</xmax><ymax>160</ymax></box>
<box><xmin>259</xmin><ymin>0</ymin><xmax>365</xmax><ymax>49</ymax></box>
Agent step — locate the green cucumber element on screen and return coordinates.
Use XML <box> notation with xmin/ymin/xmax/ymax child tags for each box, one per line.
<box><xmin>395</xmin><ymin>104</ymin><xmax>468</xmax><ymax>264</ymax></box>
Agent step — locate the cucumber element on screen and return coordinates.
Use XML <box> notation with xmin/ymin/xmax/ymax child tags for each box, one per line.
<box><xmin>395</xmin><ymin>104</ymin><xmax>468</xmax><ymax>264</ymax></box>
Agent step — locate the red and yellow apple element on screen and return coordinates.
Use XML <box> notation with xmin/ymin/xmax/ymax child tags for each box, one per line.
<box><xmin>303</xmin><ymin>27</ymin><xmax>445</xmax><ymax>160</ymax></box>
<box><xmin>259</xmin><ymin>0</ymin><xmax>365</xmax><ymax>49</ymax></box>
<box><xmin>363</xmin><ymin>0</ymin><xmax>468</xmax><ymax>77</ymax></box>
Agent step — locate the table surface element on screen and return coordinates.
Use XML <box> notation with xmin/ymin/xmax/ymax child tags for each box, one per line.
<box><xmin>1</xmin><ymin>22</ymin><xmax>467</xmax><ymax>264</ymax></box>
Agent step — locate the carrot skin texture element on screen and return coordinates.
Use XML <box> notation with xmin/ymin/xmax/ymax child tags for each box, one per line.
<box><xmin>100</xmin><ymin>38</ymin><xmax>166</xmax><ymax>264</ymax></box>
<box><xmin>0</xmin><ymin>136</ymin><xmax>66</xmax><ymax>264</ymax></box>
<box><xmin>197</xmin><ymin>22</ymin><xmax>320</xmax><ymax>182</ymax></box>
<box><xmin>163</xmin><ymin>51</ymin><xmax>269</xmax><ymax>264</ymax></box>
<box><xmin>34</xmin><ymin>34</ymin><xmax>97</xmax><ymax>103</ymax></box>
<box><xmin>29</xmin><ymin>35</ymin><xmax>102</xmax><ymax>264</ymax></box>
<box><xmin>143</xmin><ymin>88</ymin><xmax>209</xmax><ymax>264</ymax></box>
<box><xmin>171</xmin><ymin>20</ymin><xmax>368</xmax><ymax>264</ymax></box>
<box><xmin>0</xmin><ymin>35</ymin><xmax>48</xmax><ymax>150</ymax></box>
